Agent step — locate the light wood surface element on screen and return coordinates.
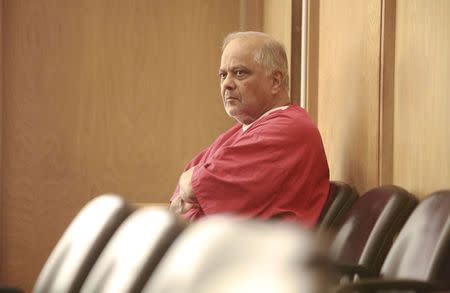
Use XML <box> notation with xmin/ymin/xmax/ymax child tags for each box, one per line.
<box><xmin>393</xmin><ymin>0</ymin><xmax>450</xmax><ymax>197</ymax></box>
<box><xmin>263</xmin><ymin>0</ymin><xmax>292</xmax><ymax>91</ymax></box>
<box><xmin>134</xmin><ymin>202</ymin><xmax>168</xmax><ymax>209</ymax></box>
<box><xmin>239</xmin><ymin>0</ymin><xmax>263</xmax><ymax>31</ymax></box>
<box><xmin>305</xmin><ymin>0</ymin><xmax>450</xmax><ymax>197</ymax></box>
<box><xmin>309</xmin><ymin>0</ymin><xmax>382</xmax><ymax>194</ymax></box>
<box><xmin>1</xmin><ymin>0</ymin><xmax>238</xmax><ymax>290</ymax></box>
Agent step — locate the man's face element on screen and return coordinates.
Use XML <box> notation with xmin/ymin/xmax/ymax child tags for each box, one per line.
<box><xmin>219</xmin><ymin>38</ymin><xmax>274</xmax><ymax>125</ymax></box>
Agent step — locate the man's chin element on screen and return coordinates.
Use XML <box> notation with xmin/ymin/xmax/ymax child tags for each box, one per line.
<box><xmin>225</xmin><ymin>106</ymin><xmax>238</xmax><ymax>116</ymax></box>
<box><xmin>225</xmin><ymin>110</ymin><xmax>246</xmax><ymax>124</ymax></box>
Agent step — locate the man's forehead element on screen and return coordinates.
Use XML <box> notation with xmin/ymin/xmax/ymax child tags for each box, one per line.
<box><xmin>223</xmin><ymin>37</ymin><xmax>263</xmax><ymax>53</ymax></box>
<box><xmin>220</xmin><ymin>39</ymin><xmax>260</xmax><ymax>66</ymax></box>
<box><xmin>219</xmin><ymin>55</ymin><xmax>255</xmax><ymax>70</ymax></box>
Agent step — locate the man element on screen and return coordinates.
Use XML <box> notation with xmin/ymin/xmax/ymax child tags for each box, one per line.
<box><xmin>170</xmin><ymin>31</ymin><xmax>329</xmax><ymax>227</ymax></box>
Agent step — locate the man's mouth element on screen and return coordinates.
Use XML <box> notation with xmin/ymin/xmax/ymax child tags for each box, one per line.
<box><xmin>225</xmin><ymin>96</ymin><xmax>239</xmax><ymax>102</ymax></box>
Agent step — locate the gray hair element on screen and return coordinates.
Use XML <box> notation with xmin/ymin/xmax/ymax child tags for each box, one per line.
<box><xmin>222</xmin><ymin>31</ymin><xmax>289</xmax><ymax>90</ymax></box>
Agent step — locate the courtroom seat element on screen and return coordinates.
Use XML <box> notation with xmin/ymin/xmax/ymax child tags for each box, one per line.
<box><xmin>330</xmin><ymin>185</ymin><xmax>417</xmax><ymax>278</ymax></box>
<box><xmin>32</xmin><ymin>194</ymin><xmax>135</xmax><ymax>293</ymax></box>
<box><xmin>317</xmin><ymin>181</ymin><xmax>358</xmax><ymax>231</ymax></box>
<box><xmin>79</xmin><ymin>207</ymin><xmax>186</xmax><ymax>293</ymax></box>
<box><xmin>141</xmin><ymin>216</ymin><xmax>336</xmax><ymax>293</ymax></box>
<box><xmin>334</xmin><ymin>189</ymin><xmax>450</xmax><ymax>293</ymax></box>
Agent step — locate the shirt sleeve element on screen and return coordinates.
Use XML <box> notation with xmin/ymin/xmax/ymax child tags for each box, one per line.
<box><xmin>170</xmin><ymin>148</ymin><xmax>209</xmax><ymax>202</ymax></box>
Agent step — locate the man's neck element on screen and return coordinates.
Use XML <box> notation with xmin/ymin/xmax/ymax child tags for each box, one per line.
<box><xmin>242</xmin><ymin>104</ymin><xmax>291</xmax><ymax>131</ymax></box>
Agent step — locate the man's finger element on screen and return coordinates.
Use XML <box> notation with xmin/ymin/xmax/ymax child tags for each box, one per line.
<box><xmin>169</xmin><ymin>196</ymin><xmax>182</xmax><ymax>214</ymax></box>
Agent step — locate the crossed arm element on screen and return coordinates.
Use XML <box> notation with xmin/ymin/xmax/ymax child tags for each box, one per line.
<box><xmin>169</xmin><ymin>167</ymin><xmax>199</xmax><ymax>215</ymax></box>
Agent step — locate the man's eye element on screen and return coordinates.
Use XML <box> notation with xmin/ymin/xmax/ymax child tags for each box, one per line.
<box><xmin>219</xmin><ymin>72</ymin><xmax>227</xmax><ymax>80</ymax></box>
<box><xmin>236</xmin><ymin>70</ymin><xmax>245</xmax><ymax>77</ymax></box>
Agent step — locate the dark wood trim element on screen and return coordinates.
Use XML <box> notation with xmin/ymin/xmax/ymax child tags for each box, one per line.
<box><xmin>379</xmin><ymin>0</ymin><xmax>397</xmax><ymax>185</ymax></box>
<box><xmin>290</xmin><ymin>0</ymin><xmax>302</xmax><ymax>105</ymax></box>
<box><xmin>306</xmin><ymin>0</ymin><xmax>320</xmax><ymax>124</ymax></box>
<box><xmin>0</xmin><ymin>0</ymin><xmax>3</xmax><ymax>280</ymax></box>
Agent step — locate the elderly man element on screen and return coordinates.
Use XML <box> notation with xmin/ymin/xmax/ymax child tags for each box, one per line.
<box><xmin>170</xmin><ymin>31</ymin><xmax>329</xmax><ymax>227</ymax></box>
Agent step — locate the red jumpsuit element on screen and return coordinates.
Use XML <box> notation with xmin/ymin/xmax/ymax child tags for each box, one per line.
<box><xmin>171</xmin><ymin>105</ymin><xmax>330</xmax><ymax>227</ymax></box>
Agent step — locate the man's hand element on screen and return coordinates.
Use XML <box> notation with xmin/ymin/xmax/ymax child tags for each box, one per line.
<box><xmin>169</xmin><ymin>195</ymin><xmax>197</xmax><ymax>215</ymax></box>
<box><xmin>179</xmin><ymin>167</ymin><xmax>197</xmax><ymax>204</ymax></box>
<box><xmin>169</xmin><ymin>167</ymin><xmax>199</xmax><ymax>216</ymax></box>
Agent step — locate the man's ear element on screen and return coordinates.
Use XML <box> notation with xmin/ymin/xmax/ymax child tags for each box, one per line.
<box><xmin>271</xmin><ymin>70</ymin><xmax>284</xmax><ymax>94</ymax></box>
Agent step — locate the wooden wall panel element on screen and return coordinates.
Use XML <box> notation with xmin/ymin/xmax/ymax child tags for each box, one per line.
<box><xmin>263</xmin><ymin>0</ymin><xmax>292</xmax><ymax>85</ymax></box>
<box><xmin>310</xmin><ymin>0</ymin><xmax>382</xmax><ymax>194</ymax></box>
<box><xmin>393</xmin><ymin>0</ymin><xmax>450</xmax><ymax>198</ymax></box>
<box><xmin>1</xmin><ymin>0</ymin><xmax>239</xmax><ymax>290</ymax></box>
<box><xmin>263</xmin><ymin>0</ymin><xmax>292</xmax><ymax>57</ymax></box>
<box><xmin>239</xmin><ymin>0</ymin><xmax>263</xmax><ymax>31</ymax></box>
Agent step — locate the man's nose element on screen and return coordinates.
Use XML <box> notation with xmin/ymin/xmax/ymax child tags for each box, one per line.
<box><xmin>221</xmin><ymin>75</ymin><xmax>236</xmax><ymax>90</ymax></box>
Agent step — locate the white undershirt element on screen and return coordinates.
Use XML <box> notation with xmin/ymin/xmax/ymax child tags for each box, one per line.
<box><xmin>242</xmin><ymin>105</ymin><xmax>290</xmax><ymax>132</ymax></box>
